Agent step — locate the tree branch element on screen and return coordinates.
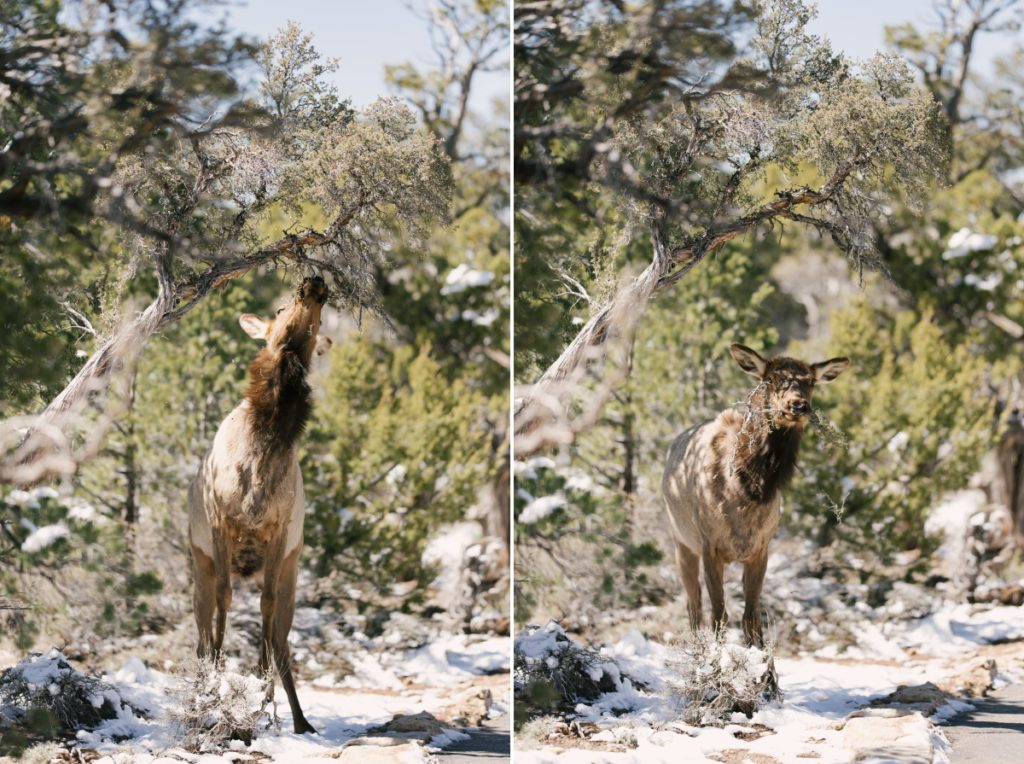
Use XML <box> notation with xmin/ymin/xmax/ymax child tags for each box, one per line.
<box><xmin>514</xmin><ymin>163</ymin><xmax>856</xmax><ymax>455</ymax></box>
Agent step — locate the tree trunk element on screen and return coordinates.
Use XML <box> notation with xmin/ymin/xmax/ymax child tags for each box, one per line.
<box><xmin>997</xmin><ymin>423</ymin><xmax>1024</xmax><ymax>548</ymax></box>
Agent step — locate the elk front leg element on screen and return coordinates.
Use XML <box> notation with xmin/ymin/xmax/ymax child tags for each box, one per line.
<box><xmin>675</xmin><ymin>542</ymin><xmax>702</xmax><ymax>632</ymax></box>
<box><xmin>259</xmin><ymin>539</ymin><xmax>316</xmax><ymax>735</ymax></box>
<box><xmin>702</xmin><ymin>543</ymin><xmax>727</xmax><ymax>634</ymax></box>
<box><xmin>211</xmin><ymin>529</ymin><xmax>233</xmax><ymax>662</ymax></box>
<box><xmin>257</xmin><ymin>537</ymin><xmax>285</xmax><ymax>681</ymax></box>
<box><xmin>192</xmin><ymin>545</ymin><xmax>216</xmax><ymax>660</ymax></box>
<box><xmin>742</xmin><ymin>550</ymin><xmax>769</xmax><ymax>647</ymax></box>
<box><xmin>274</xmin><ymin>546</ymin><xmax>316</xmax><ymax>734</ymax></box>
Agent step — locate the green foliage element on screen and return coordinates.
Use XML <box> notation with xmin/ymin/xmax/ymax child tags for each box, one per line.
<box><xmin>789</xmin><ymin>301</ymin><xmax>993</xmax><ymax>573</ymax></box>
<box><xmin>0</xmin><ymin>488</ymin><xmax>163</xmax><ymax>645</ymax></box>
<box><xmin>0</xmin><ymin>243</ymin><xmax>95</xmax><ymax>413</ymax></box>
<box><xmin>303</xmin><ymin>337</ymin><xmax>495</xmax><ymax>602</ymax></box>
<box><xmin>514</xmin><ymin>456</ymin><xmax>662</xmax><ymax>624</ymax></box>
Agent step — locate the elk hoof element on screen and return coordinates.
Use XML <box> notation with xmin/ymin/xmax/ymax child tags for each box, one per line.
<box><xmin>293</xmin><ymin>717</ymin><xmax>317</xmax><ymax>735</ymax></box>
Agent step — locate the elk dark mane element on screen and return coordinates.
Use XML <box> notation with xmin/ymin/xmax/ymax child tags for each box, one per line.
<box><xmin>732</xmin><ymin>422</ymin><xmax>802</xmax><ymax>503</ymax></box>
<box><xmin>245</xmin><ymin>348</ymin><xmax>312</xmax><ymax>452</ymax></box>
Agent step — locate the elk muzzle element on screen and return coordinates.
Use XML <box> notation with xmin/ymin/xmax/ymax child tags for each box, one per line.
<box><xmin>298</xmin><ymin>275</ymin><xmax>328</xmax><ymax>305</ymax></box>
<box><xmin>788</xmin><ymin>400</ymin><xmax>811</xmax><ymax>416</ymax></box>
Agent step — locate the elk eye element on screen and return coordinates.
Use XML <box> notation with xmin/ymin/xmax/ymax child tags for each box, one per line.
<box><xmin>277</xmin><ymin>307</ymin><xmax>285</xmax><ymax>315</ymax></box>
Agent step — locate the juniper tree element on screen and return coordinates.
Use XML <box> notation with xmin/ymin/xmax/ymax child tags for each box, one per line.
<box><xmin>513</xmin><ymin>0</ymin><xmax>948</xmax><ymax>453</ymax></box>
<box><xmin>300</xmin><ymin>0</ymin><xmax>510</xmax><ymax>604</ymax></box>
<box><xmin>0</xmin><ymin>9</ymin><xmax>453</xmax><ymax>485</ymax></box>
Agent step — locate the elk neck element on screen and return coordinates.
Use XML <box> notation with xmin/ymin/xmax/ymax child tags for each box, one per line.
<box><xmin>244</xmin><ymin>345</ymin><xmax>313</xmax><ymax>456</ymax></box>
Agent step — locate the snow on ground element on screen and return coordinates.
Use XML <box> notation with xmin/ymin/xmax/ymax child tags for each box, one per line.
<box><xmin>2</xmin><ymin>627</ymin><xmax>510</xmax><ymax>763</ymax></box>
<box><xmin>516</xmin><ymin>573</ymin><xmax>1024</xmax><ymax>763</ymax></box>
<box><xmin>66</xmin><ymin>672</ymin><xmax>426</xmax><ymax>763</ymax></box>
<box><xmin>423</xmin><ymin>521</ymin><xmax>483</xmax><ymax>595</ymax></box>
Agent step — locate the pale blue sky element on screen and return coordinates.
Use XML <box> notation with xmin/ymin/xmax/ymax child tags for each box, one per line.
<box><xmin>213</xmin><ymin>0</ymin><xmax>1017</xmax><ymax>114</ymax></box>
<box><xmin>811</xmin><ymin>0</ymin><xmax>1018</xmax><ymax>74</ymax></box>
<box><xmin>219</xmin><ymin>0</ymin><xmax>507</xmax><ymax>110</ymax></box>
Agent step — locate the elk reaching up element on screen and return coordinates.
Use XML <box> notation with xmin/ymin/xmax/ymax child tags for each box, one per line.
<box><xmin>188</xmin><ymin>275</ymin><xmax>333</xmax><ymax>735</ymax></box>
<box><xmin>662</xmin><ymin>343</ymin><xmax>849</xmax><ymax>647</ymax></box>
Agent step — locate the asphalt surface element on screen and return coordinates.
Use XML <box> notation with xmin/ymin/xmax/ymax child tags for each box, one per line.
<box><xmin>944</xmin><ymin>681</ymin><xmax>1024</xmax><ymax>763</ymax></box>
<box><xmin>436</xmin><ymin>714</ymin><xmax>510</xmax><ymax>762</ymax></box>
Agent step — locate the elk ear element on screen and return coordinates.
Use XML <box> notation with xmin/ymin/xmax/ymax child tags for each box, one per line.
<box><xmin>239</xmin><ymin>313</ymin><xmax>268</xmax><ymax>340</ymax></box>
<box><xmin>812</xmin><ymin>357</ymin><xmax>850</xmax><ymax>383</ymax></box>
<box><xmin>314</xmin><ymin>335</ymin><xmax>333</xmax><ymax>357</ymax></box>
<box><xmin>730</xmin><ymin>344</ymin><xmax>767</xmax><ymax>377</ymax></box>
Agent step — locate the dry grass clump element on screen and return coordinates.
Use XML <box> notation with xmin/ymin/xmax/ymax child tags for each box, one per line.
<box><xmin>668</xmin><ymin>630</ymin><xmax>782</xmax><ymax>725</ymax></box>
<box><xmin>167</xmin><ymin>657</ymin><xmax>274</xmax><ymax>752</ymax></box>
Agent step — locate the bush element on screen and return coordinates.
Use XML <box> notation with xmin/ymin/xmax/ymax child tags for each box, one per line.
<box><xmin>0</xmin><ymin>649</ymin><xmax>125</xmax><ymax>755</ymax></box>
<box><xmin>514</xmin><ymin>458</ymin><xmax>665</xmax><ymax>624</ymax></box>
<box><xmin>0</xmin><ymin>487</ymin><xmax>164</xmax><ymax>647</ymax></box>
<box><xmin>789</xmin><ymin>301</ymin><xmax>993</xmax><ymax>575</ymax></box>
<box><xmin>668</xmin><ymin>630</ymin><xmax>780</xmax><ymax>724</ymax></box>
<box><xmin>303</xmin><ymin>338</ymin><xmax>495</xmax><ymax>603</ymax></box>
<box><xmin>514</xmin><ymin>620</ymin><xmax>622</xmax><ymax>718</ymax></box>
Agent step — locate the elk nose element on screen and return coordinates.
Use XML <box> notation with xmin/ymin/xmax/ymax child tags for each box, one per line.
<box><xmin>300</xmin><ymin>275</ymin><xmax>329</xmax><ymax>303</ymax></box>
<box><xmin>790</xmin><ymin>401</ymin><xmax>810</xmax><ymax>415</ymax></box>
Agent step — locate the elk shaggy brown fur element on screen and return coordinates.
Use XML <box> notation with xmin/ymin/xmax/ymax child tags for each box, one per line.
<box><xmin>188</xmin><ymin>275</ymin><xmax>333</xmax><ymax>735</ymax></box>
<box><xmin>662</xmin><ymin>344</ymin><xmax>849</xmax><ymax>646</ymax></box>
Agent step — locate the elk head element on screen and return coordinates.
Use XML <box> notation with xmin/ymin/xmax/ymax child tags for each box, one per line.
<box><xmin>730</xmin><ymin>343</ymin><xmax>849</xmax><ymax>427</ymax></box>
<box><xmin>239</xmin><ymin>276</ymin><xmax>333</xmax><ymax>366</ymax></box>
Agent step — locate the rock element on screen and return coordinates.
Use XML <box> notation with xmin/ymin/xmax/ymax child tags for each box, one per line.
<box><xmin>971</xmin><ymin>581</ymin><xmax>1024</xmax><ymax>606</ymax></box>
<box><xmin>375</xmin><ymin>612</ymin><xmax>434</xmax><ymax>650</ymax></box>
<box><xmin>454</xmin><ymin>536</ymin><xmax>510</xmax><ymax>634</ymax></box>
<box><xmin>868</xmin><ymin>682</ymin><xmax>951</xmax><ymax>715</ymax></box>
<box><xmin>338</xmin><ymin>710</ymin><xmax>447</xmax><ymax>752</ymax></box>
<box><xmin>438</xmin><ymin>686</ymin><xmax>493</xmax><ymax>727</ymax></box>
<box><xmin>938</xmin><ymin>658</ymin><xmax>997</xmax><ymax>698</ymax></box>
<box><xmin>842</xmin><ymin>709</ymin><xmax>935</xmax><ymax>764</ymax></box>
<box><xmin>708</xmin><ymin>749</ymin><xmax>783</xmax><ymax>764</ymax></box>
<box><xmin>366</xmin><ymin>710</ymin><xmax>445</xmax><ymax>740</ymax></box>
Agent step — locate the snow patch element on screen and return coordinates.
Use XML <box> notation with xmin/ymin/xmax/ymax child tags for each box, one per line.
<box><xmin>942</xmin><ymin>227</ymin><xmax>997</xmax><ymax>259</ymax></box>
<box><xmin>519</xmin><ymin>494</ymin><xmax>565</xmax><ymax>524</ymax></box>
<box><xmin>21</xmin><ymin>523</ymin><xmax>70</xmax><ymax>553</ymax></box>
<box><xmin>441</xmin><ymin>264</ymin><xmax>495</xmax><ymax>294</ymax></box>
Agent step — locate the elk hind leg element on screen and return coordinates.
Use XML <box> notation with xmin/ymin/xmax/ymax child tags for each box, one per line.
<box><xmin>742</xmin><ymin>551</ymin><xmax>769</xmax><ymax>647</ymax></box>
<box><xmin>675</xmin><ymin>542</ymin><xmax>702</xmax><ymax>632</ymax></box>
<box><xmin>259</xmin><ymin>541</ymin><xmax>316</xmax><ymax>734</ymax></box>
<box><xmin>192</xmin><ymin>545</ymin><xmax>215</xmax><ymax>660</ymax></box>
<box><xmin>703</xmin><ymin>544</ymin><xmax>728</xmax><ymax>634</ymax></box>
<box><xmin>211</xmin><ymin>530</ymin><xmax>233</xmax><ymax>662</ymax></box>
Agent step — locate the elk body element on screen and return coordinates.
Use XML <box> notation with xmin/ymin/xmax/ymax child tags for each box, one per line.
<box><xmin>188</xmin><ymin>276</ymin><xmax>332</xmax><ymax>735</ymax></box>
<box><xmin>662</xmin><ymin>344</ymin><xmax>849</xmax><ymax>646</ymax></box>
